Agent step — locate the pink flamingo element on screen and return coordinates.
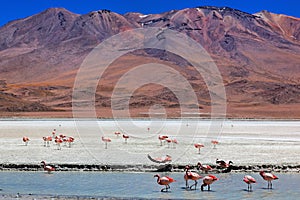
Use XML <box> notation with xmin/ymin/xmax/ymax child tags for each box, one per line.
<box><xmin>122</xmin><ymin>134</ymin><xmax>129</xmax><ymax>144</ymax></box>
<box><xmin>216</xmin><ymin>159</ymin><xmax>233</xmax><ymax>168</ymax></box>
<box><xmin>197</xmin><ymin>162</ymin><xmax>212</xmax><ymax>173</ymax></box>
<box><xmin>43</xmin><ymin>136</ymin><xmax>52</xmax><ymax>147</ymax></box>
<box><xmin>52</xmin><ymin>129</ymin><xmax>56</xmax><ymax>138</ymax></box>
<box><xmin>114</xmin><ymin>131</ymin><xmax>121</xmax><ymax>137</ymax></box>
<box><xmin>184</xmin><ymin>165</ymin><xmax>202</xmax><ymax>190</ymax></box>
<box><xmin>201</xmin><ymin>175</ymin><xmax>218</xmax><ymax>191</ymax></box>
<box><xmin>243</xmin><ymin>175</ymin><xmax>256</xmax><ymax>191</ymax></box>
<box><xmin>211</xmin><ymin>140</ymin><xmax>219</xmax><ymax>149</ymax></box>
<box><xmin>22</xmin><ymin>137</ymin><xmax>30</xmax><ymax>146</ymax></box>
<box><xmin>102</xmin><ymin>136</ymin><xmax>112</xmax><ymax>149</ymax></box>
<box><xmin>166</xmin><ymin>139</ymin><xmax>172</xmax><ymax>148</ymax></box>
<box><xmin>158</xmin><ymin>135</ymin><xmax>168</xmax><ymax>146</ymax></box>
<box><xmin>41</xmin><ymin>161</ymin><xmax>55</xmax><ymax>173</ymax></box>
<box><xmin>147</xmin><ymin>154</ymin><xmax>172</xmax><ymax>163</ymax></box>
<box><xmin>260</xmin><ymin>171</ymin><xmax>278</xmax><ymax>189</ymax></box>
<box><xmin>65</xmin><ymin>136</ymin><xmax>74</xmax><ymax>148</ymax></box>
<box><xmin>55</xmin><ymin>138</ymin><xmax>63</xmax><ymax>150</ymax></box>
<box><xmin>194</xmin><ymin>143</ymin><xmax>204</xmax><ymax>154</ymax></box>
<box><xmin>154</xmin><ymin>174</ymin><xmax>175</xmax><ymax>192</ymax></box>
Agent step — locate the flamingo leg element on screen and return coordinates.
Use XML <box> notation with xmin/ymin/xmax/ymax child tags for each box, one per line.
<box><xmin>190</xmin><ymin>180</ymin><xmax>198</xmax><ymax>190</ymax></box>
<box><xmin>161</xmin><ymin>185</ymin><xmax>169</xmax><ymax>192</ymax></box>
<box><xmin>208</xmin><ymin>184</ymin><xmax>211</xmax><ymax>191</ymax></box>
<box><xmin>105</xmin><ymin>142</ymin><xmax>107</xmax><ymax>149</ymax></box>
<box><xmin>186</xmin><ymin>180</ymin><xmax>189</xmax><ymax>189</ymax></box>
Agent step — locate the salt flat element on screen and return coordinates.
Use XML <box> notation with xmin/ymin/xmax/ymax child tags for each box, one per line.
<box><xmin>0</xmin><ymin>119</ymin><xmax>299</xmax><ymax>167</ymax></box>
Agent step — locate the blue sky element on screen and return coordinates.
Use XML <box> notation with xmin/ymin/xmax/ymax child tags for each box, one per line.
<box><xmin>1</xmin><ymin>0</ymin><xmax>299</xmax><ymax>26</ymax></box>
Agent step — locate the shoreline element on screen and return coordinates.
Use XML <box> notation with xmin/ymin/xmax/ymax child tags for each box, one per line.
<box><xmin>0</xmin><ymin>117</ymin><xmax>300</xmax><ymax>121</ymax></box>
<box><xmin>1</xmin><ymin>163</ymin><xmax>300</xmax><ymax>173</ymax></box>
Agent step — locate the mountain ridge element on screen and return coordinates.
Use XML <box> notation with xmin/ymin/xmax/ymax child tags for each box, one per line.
<box><xmin>0</xmin><ymin>6</ymin><xmax>299</xmax><ymax>118</ymax></box>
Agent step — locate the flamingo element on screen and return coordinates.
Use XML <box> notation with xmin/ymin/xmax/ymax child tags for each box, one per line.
<box><xmin>147</xmin><ymin>154</ymin><xmax>172</xmax><ymax>163</ymax></box>
<box><xmin>216</xmin><ymin>159</ymin><xmax>233</xmax><ymax>168</ymax></box>
<box><xmin>65</xmin><ymin>136</ymin><xmax>74</xmax><ymax>148</ymax></box>
<box><xmin>211</xmin><ymin>140</ymin><xmax>219</xmax><ymax>149</ymax></box>
<box><xmin>102</xmin><ymin>136</ymin><xmax>112</xmax><ymax>149</ymax></box>
<box><xmin>114</xmin><ymin>131</ymin><xmax>121</xmax><ymax>137</ymax></box>
<box><xmin>43</xmin><ymin>136</ymin><xmax>52</xmax><ymax>147</ymax></box>
<box><xmin>154</xmin><ymin>174</ymin><xmax>175</xmax><ymax>192</ymax></box>
<box><xmin>122</xmin><ymin>134</ymin><xmax>129</xmax><ymax>144</ymax></box>
<box><xmin>22</xmin><ymin>137</ymin><xmax>30</xmax><ymax>146</ymax></box>
<box><xmin>260</xmin><ymin>171</ymin><xmax>278</xmax><ymax>189</ymax></box>
<box><xmin>201</xmin><ymin>175</ymin><xmax>218</xmax><ymax>191</ymax></box>
<box><xmin>194</xmin><ymin>143</ymin><xmax>204</xmax><ymax>154</ymax></box>
<box><xmin>158</xmin><ymin>135</ymin><xmax>168</xmax><ymax>146</ymax></box>
<box><xmin>184</xmin><ymin>165</ymin><xmax>202</xmax><ymax>190</ymax></box>
<box><xmin>166</xmin><ymin>139</ymin><xmax>172</xmax><ymax>148</ymax></box>
<box><xmin>55</xmin><ymin>138</ymin><xmax>63</xmax><ymax>150</ymax></box>
<box><xmin>243</xmin><ymin>175</ymin><xmax>256</xmax><ymax>191</ymax></box>
<box><xmin>197</xmin><ymin>162</ymin><xmax>212</xmax><ymax>173</ymax></box>
<box><xmin>41</xmin><ymin>161</ymin><xmax>55</xmax><ymax>173</ymax></box>
<box><xmin>52</xmin><ymin>129</ymin><xmax>56</xmax><ymax>138</ymax></box>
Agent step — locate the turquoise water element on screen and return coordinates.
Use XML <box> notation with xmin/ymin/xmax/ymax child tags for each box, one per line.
<box><xmin>0</xmin><ymin>171</ymin><xmax>299</xmax><ymax>199</ymax></box>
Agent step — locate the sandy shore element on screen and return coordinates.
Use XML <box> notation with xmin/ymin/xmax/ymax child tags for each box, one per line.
<box><xmin>0</xmin><ymin>119</ymin><xmax>300</xmax><ymax>172</ymax></box>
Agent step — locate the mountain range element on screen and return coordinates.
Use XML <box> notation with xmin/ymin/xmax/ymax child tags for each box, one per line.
<box><xmin>0</xmin><ymin>6</ymin><xmax>299</xmax><ymax>118</ymax></box>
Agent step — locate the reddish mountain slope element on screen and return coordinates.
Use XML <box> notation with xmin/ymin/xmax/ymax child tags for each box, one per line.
<box><xmin>0</xmin><ymin>6</ymin><xmax>299</xmax><ymax>118</ymax></box>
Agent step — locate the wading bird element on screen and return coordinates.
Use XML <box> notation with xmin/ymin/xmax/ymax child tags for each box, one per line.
<box><xmin>102</xmin><ymin>136</ymin><xmax>112</xmax><ymax>149</ymax></box>
<box><xmin>211</xmin><ymin>140</ymin><xmax>219</xmax><ymax>149</ymax></box>
<box><xmin>216</xmin><ymin>159</ymin><xmax>233</xmax><ymax>168</ymax></box>
<box><xmin>194</xmin><ymin>143</ymin><xmax>204</xmax><ymax>154</ymax></box>
<box><xmin>158</xmin><ymin>135</ymin><xmax>168</xmax><ymax>146</ymax></box>
<box><xmin>197</xmin><ymin>162</ymin><xmax>212</xmax><ymax>174</ymax></box>
<box><xmin>201</xmin><ymin>175</ymin><xmax>218</xmax><ymax>191</ymax></box>
<box><xmin>184</xmin><ymin>165</ymin><xmax>202</xmax><ymax>190</ymax></box>
<box><xmin>122</xmin><ymin>134</ymin><xmax>129</xmax><ymax>144</ymax></box>
<box><xmin>147</xmin><ymin>154</ymin><xmax>172</xmax><ymax>163</ymax></box>
<box><xmin>55</xmin><ymin>138</ymin><xmax>63</xmax><ymax>150</ymax></box>
<box><xmin>114</xmin><ymin>131</ymin><xmax>121</xmax><ymax>137</ymax></box>
<box><xmin>43</xmin><ymin>136</ymin><xmax>52</xmax><ymax>147</ymax></box>
<box><xmin>64</xmin><ymin>136</ymin><xmax>74</xmax><ymax>148</ymax></box>
<box><xmin>22</xmin><ymin>137</ymin><xmax>30</xmax><ymax>146</ymax></box>
<box><xmin>260</xmin><ymin>171</ymin><xmax>278</xmax><ymax>189</ymax></box>
<box><xmin>41</xmin><ymin>161</ymin><xmax>55</xmax><ymax>173</ymax></box>
<box><xmin>243</xmin><ymin>175</ymin><xmax>256</xmax><ymax>191</ymax></box>
<box><xmin>154</xmin><ymin>174</ymin><xmax>175</xmax><ymax>192</ymax></box>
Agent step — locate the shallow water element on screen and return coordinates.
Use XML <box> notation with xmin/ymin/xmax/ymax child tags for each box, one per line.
<box><xmin>0</xmin><ymin>171</ymin><xmax>299</xmax><ymax>199</ymax></box>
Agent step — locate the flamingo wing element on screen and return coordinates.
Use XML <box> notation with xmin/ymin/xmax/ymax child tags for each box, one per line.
<box><xmin>264</xmin><ymin>172</ymin><xmax>278</xmax><ymax>180</ymax></box>
<box><xmin>208</xmin><ymin>175</ymin><xmax>218</xmax><ymax>181</ymax></box>
<box><xmin>45</xmin><ymin>165</ymin><xmax>55</xmax><ymax>171</ymax></box>
<box><xmin>165</xmin><ymin>176</ymin><xmax>175</xmax><ymax>183</ymax></box>
<box><xmin>189</xmin><ymin>171</ymin><xmax>202</xmax><ymax>180</ymax></box>
<box><xmin>243</xmin><ymin>175</ymin><xmax>256</xmax><ymax>184</ymax></box>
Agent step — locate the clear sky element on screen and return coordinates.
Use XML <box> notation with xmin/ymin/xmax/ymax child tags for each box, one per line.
<box><xmin>1</xmin><ymin>0</ymin><xmax>299</xmax><ymax>26</ymax></box>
